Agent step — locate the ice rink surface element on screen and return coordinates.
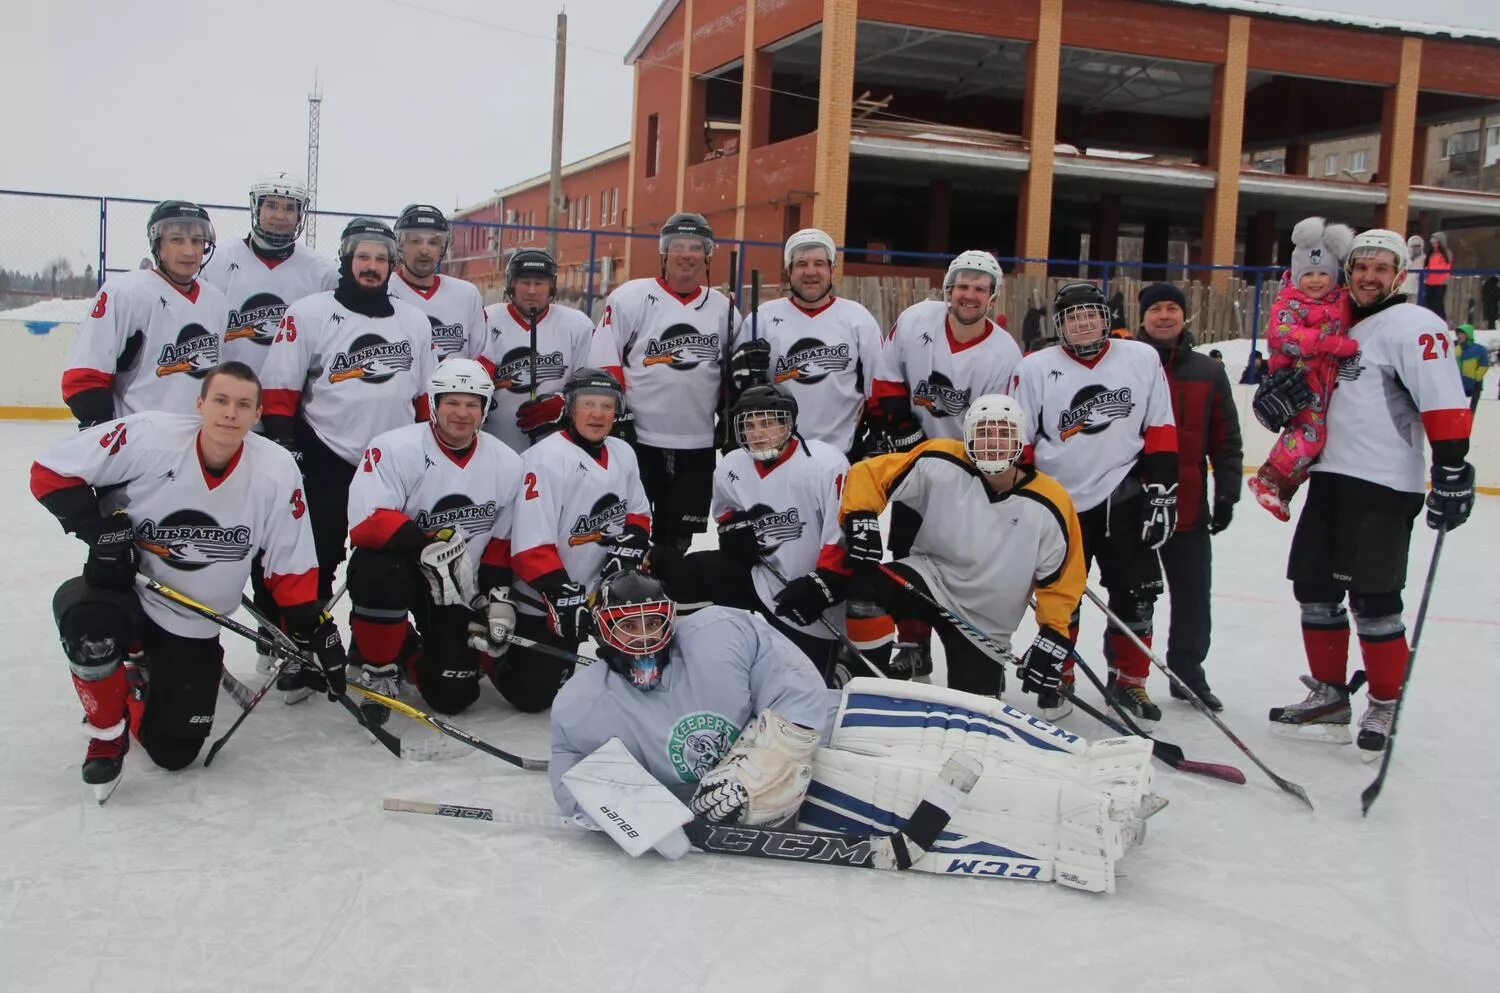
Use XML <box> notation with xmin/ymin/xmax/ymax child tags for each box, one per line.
<box><xmin>1</xmin><ymin>419</ymin><xmax>1497</xmax><ymax>993</ymax></box>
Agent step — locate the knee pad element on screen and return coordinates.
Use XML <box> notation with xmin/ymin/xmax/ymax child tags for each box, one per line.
<box><xmin>490</xmin><ymin>652</ymin><xmax>569</xmax><ymax>713</ymax></box>
<box><xmin>1107</xmin><ymin>592</ymin><xmax>1154</xmax><ymax>634</ymax></box>
<box><xmin>53</xmin><ymin>577</ymin><xmax>136</xmax><ymax>680</ymax></box>
<box><xmin>347</xmin><ymin>549</ymin><xmax>416</xmax><ymax>612</ymax></box>
<box><xmin>1299</xmin><ymin>601</ymin><xmax>1348</xmax><ymax>629</ymax></box>
<box><xmin>1293</xmin><ymin>582</ymin><xmax>1343</xmax><ymax>606</ymax></box>
<box><xmin>140</xmin><ymin>732</ymin><xmax>204</xmax><ymax>772</ymax></box>
<box><xmin>418</xmin><ymin>672</ymin><xmax>481</xmax><ymax>716</ymax></box>
<box><xmin>1351</xmin><ymin>609</ymin><xmax>1404</xmax><ymax>641</ymax></box>
<box><xmin>1350</xmin><ymin>591</ymin><xmax>1403</xmax><ymax>620</ymax></box>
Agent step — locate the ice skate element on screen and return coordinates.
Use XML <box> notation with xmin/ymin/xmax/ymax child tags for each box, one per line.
<box><xmin>1268</xmin><ymin>674</ymin><xmax>1352</xmax><ymax>743</ymax></box>
<box><xmin>82</xmin><ymin>725</ymin><xmax>129</xmax><ymax>805</ymax></box>
<box><xmin>887</xmin><ymin>641</ymin><xmax>932</xmax><ymax>683</ymax></box>
<box><xmin>355</xmin><ymin>662</ymin><xmax>401</xmax><ymax>728</ymax></box>
<box><xmin>1035</xmin><ymin>685</ymin><xmax>1074</xmax><ymax>723</ymax></box>
<box><xmin>276</xmin><ymin>655</ymin><xmax>315</xmax><ymax>705</ymax></box>
<box><xmin>1357</xmin><ymin>696</ymin><xmax>1397</xmax><ymax>762</ymax></box>
<box><xmin>1106</xmin><ymin>679</ymin><xmax>1161</xmax><ymax>731</ymax></box>
<box><xmin>1247</xmin><ymin>470</ymin><xmax>1290</xmax><ymax>522</ymax></box>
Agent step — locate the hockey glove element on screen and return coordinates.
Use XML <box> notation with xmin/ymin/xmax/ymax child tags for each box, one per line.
<box><xmin>600</xmin><ymin>523</ymin><xmax>651</xmax><ymax>579</ymax></box>
<box><xmin>610</xmin><ymin>408</ymin><xmax>636</xmax><ymax>445</ymax></box>
<box><xmin>842</xmin><ymin>511</ymin><xmax>883</xmax><ymax>570</ymax></box>
<box><xmin>418</xmin><ymin>527</ymin><xmax>480</xmax><ymax>608</ymax></box>
<box><xmin>466</xmin><ymin>587</ymin><xmax>518</xmax><ymax>656</ymax></box>
<box><xmin>717</xmin><ymin>505</ymin><xmax>770</xmax><ymax>566</ymax></box>
<box><xmin>1140</xmin><ymin>482</ymin><xmax>1178</xmax><ymax>550</ymax></box>
<box><xmin>1427</xmin><ymin>462</ymin><xmax>1475</xmax><ymax>532</ymax></box>
<box><xmin>541</xmin><ymin>580</ymin><xmax>592</xmax><ymax>642</ymax></box>
<box><xmin>1251</xmin><ymin>368</ymin><xmax>1315</xmax><ymax>432</ymax></box>
<box><xmin>81</xmin><ymin>510</ymin><xmax>139</xmax><ymax>591</ymax></box>
<box><xmin>284</xmin><ymin>606</ymin><xmax>347</xmax><ymax>700</ymax></box>
<box><xmin>773</xmin><ymin>572</ymin><xmax>838</xmax><ymax>627</ymax></box>
<box><xmin>729</xmin><ymin>338</ymin><xmax>771</xmax><ymax>393</ymax></box>
<box><xmin>690</xmin><ymin>709</ymin><xmax>819</xmax><ymax>826</ymax></box>
<box><xmin>516</xmin><ymin>394</ymin><xmax>566</xmax><ymax>436</ymax></box>
<box><xmin>1208</xmin><ymin>494</ymin><xmax>1235</xmax><ymax>535</ymax></box>
<box><xmin>1019</xmin><ymin>625</ymin><xmax>1073</xmax><ymax>695</ymax></box>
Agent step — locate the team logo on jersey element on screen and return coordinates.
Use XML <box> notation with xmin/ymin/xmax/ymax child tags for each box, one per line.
<box><xmin>154</xmin><ymin>324</ymin><xmax>220</xmax><ymax>379</ymax></box>
<box><xmin>1335</xmin><ymin>352</ymin><xmax>1363</xmax><ymax>381</ymax></box>
<box><xmin>135</xmin><ymin>509</ymin><xmax>253</xmax><ymax>571</ymax></box>
<box><xmin>750</xmin><ymin>506</ymin><xmax>805</xmax><ymax>550</ymax></box>
<box><xmin>773</xmin><ymin>338</ymin><xmax>853</xmax><ymax>385</ymax></box>
<box><xmin>428</xmin><ymin>316</ymin><xmax>467</xmax><ymax>358</ymax></box>
<box><xmin>912</xmin><ymin>371</ymin><xmax>970</xmax><ymax>418</ymax></box>
<box><xmin>566</xmin><ymin>493</ymin><xmax>627</xmax><ymax>546</ymax></box>
<box><xmin>415</xmin><ymin>494</ymin><xmax>499</xmax><ymax>541</ymax></box>
<box><xmin>493</xmin><ymin>347</ymin><xmax>566</xmax><ymax>393</ymax></box>
<box><xmin>328</xmin><ymin>334</ymin><xmax>415</xmax><ymax>384</ymax></box>
<box><xmin>225</xmin><ymin>293</ymin><xmax>288</xmax><ymax>346</ymax></box>
<box><xmin>667</xmin><ymin>712</ymin><xmax>741</xmax><ymax>782</ymax></box>
<box><xmin>1058</xmin><ymin>385</ymin><xmax>1135</xmax><ymax>440</ymax></box>
<box><xmin>641</xmin><ymin>324</ymin><xmax>719</xmax><ymax>370</ymax></box>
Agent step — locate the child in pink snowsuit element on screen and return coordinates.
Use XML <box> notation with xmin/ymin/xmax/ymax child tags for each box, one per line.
<box><xmin>1248</xmin><ymin>217</ymin><xmax>1356</xmax><ymax>521</ymax></box>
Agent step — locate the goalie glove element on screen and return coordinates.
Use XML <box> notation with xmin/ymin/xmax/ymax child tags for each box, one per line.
<box><xmin>418</xmin><ymin>527</ymin><xmax>480</xmax><ymax>608</ymax></box>
<box><xmin>1140</xmin><ymin>482</ymin><xmax>1177</xmax><ymax>551</ymax></box>
<box><xmin>690</xmin><ymin>709</ymin><xmax>819</xmax><ymax>826</ymax></box>
<box><xmin>466</xmin><ymin>587</ymin><xmax>517</xmax><ymax>656</ymax></box>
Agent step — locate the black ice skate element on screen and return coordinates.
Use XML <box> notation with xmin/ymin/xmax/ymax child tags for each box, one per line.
<box><xmin>1035</xmin><ymin>686</ymin><xmax>1074</xmax><ymax>722</ymax></box>
<box><xmin>887</xmin><ymin>641</ymin><xmax>932</xmax><ymax>683</ymax></box>
<box><xmin>1106</xmin><ymin>679</ymin><xmax>1161</xmax><ymax>731</ymax></box>
<box><xmin>1357</xmin><ymin>696</ymin><xmax>1397</xmax><ymax>762</ymax></box>
<box><xmin>82</xmin><ymin>727</ymin><xmax>129</xmax><ymax>805</ymax></box>
<box><xmin>1268</xmin><ymin>674</ymin><xmax>1360</xmax><ymax>744</ymax></box>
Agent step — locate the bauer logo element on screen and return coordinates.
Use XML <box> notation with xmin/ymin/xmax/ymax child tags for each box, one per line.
<box><xmin>666</xmin><ymin>712</ymin><xmax>740</xmax><ymax>781</ymax></box>
<box><xmin>641</xmin><ymin>324</ymin><xmax>720</xmax><ymax>370</ymax></box>
<box><xmin>328</xmin><ymin>334</ymin><xmax>415</xmax><ymax>384</ymax></box>
<box><xmin>598</xmin><ymin>806</ymin><xmax>640</xmax><ymax>839</ymax></box>
<box><xmin>225</xmin><ymin>293</ymin><xmax>287</xmax><ymax>346</ymax></box>
<box><xmin>493</xmin><ymin>347</ymin><xmax>566</xmax><ymax>393</ymax></box>
<box><xmin>912</xmin><ymin>371</ymin><xmax>969</xmax><ymax>418</ymax></box>
<box><xmin>773</xmin><ymin>338</ymin><xmax>852</xmax><ymax>385</ymax></box>
<box><xmin>155</xmin><ymin>324</ymin><xmax>220</xmax><ymax>379</ymax></box>
<box><xmin>136</xmin><ymin>509</ymin><xmax>254</xmax><ymax>572</ymax></box>
<box><xmin>1057</xmin><ymin>385</ymin><xmax>1134</xmax><ymax>440</ymax></box>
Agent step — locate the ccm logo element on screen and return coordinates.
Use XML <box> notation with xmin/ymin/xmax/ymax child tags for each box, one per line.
<box><xmin>598</xmin><ymin>805</ymin><xmax>640</xmax><ymax>839</ymax></box>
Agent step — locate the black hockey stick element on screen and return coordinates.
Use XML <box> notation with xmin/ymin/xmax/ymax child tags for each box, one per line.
<box><xmin>720</xmin><ymin>249</ymin><xmax>739</xmax><ymax>446</ymax></box>
<box><xmin>1084</xmin><ymin>586</ymin><xmax>1312</xmax><ymax>809</ymax></box>
<box><xmin>761</xmin><ymin>560</ymin><xmax>889</xmax><ymax>683</ymax></box>
<box><xmin>347</xmin><ymin>684</ymin><xmax>548</xmax><ymax>771</ymax></box>
<box><xmin>526</xmin><ymin>307</ymin><xmax>541</xmax><ymax>403</ymax></box>
<box><xmin>878</xmin><ymin>565</ymin><xmax>1243</xmax><ymax>782</ymax></box>
<box><xmin>750</xmin><ymin>268</ymin><xmax>761</xmax><ymax>341</ymax></box>
<box><xmin>1362</xmin><ymin>525</ymin><xmax>1446</xmax><ymax>816</ymax></box>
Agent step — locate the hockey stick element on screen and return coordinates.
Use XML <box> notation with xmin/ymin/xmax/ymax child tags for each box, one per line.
<box><xmin>877</xmin><ymin>565</ymin><xmax>1241</xmax><ymax>782</ymax></box>
<box><xmin>346</xmin><ymin>684</ymin><xmax>548</xmax><ymax>771</ymax></box>
<box><xmin>1362</xmin><ymin>526</ymin><xmax>1445</xmax><ymax>816</ymax></box>
<box><xmin>1083</xmin><ymin>586</ymin><xmax>1312</xmax><ymax>809</ymax></box>
<box><xmin>750</xmin><ymin>268</ymin><xmax>761</xmax><ymax>341</ymax></box>
<box><xmin>720</xmin><ymin>249</ymin><xmax>739</xmax><ymax>446</ymax></box>
<box><xmin>761</xmin><ymin>560</ymin><xmax>889</xmax><ymax>683</ymax></box>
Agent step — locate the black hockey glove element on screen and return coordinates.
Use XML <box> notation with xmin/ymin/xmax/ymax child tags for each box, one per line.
<box><xmin>1427</xmin><ymin>462</ymin><xmax>1475</xmax><ymax>532</ymax></box>
<box><xmin>600</xmin><ymin>523</ymin><xmax>651</xmax><ymax>579</ymax></box>
<box><xmin>730</xmin><ymin>339</ymin><xmax>771</xmax><ymax>393</ymax></box>
<box><xmin>283</xmin><ymin>605</ymin><xmax>347</xmax><ymax>700</ymax></box>
<box><xmin>610</xmin><ymin>408</ymin><xmax>636</xmax><ymax>445</ymax></box>
<box><xmin>842</xmin><ymin>511</ymin><xmax>883</xmax><ymax>570</ymax></box>
<box><xmin>773</xmin><ymin>572</ymin><xmax>839</xmax><ymax>627</ymax></box>
<box><xmin>1251</xmin><ymin>368</ymin><xmax>1315</xmax><ymax>432</ymax></box>
<box><xmin>1140</xmin><ymin>482</ymin><xmax>1178</xmax><ymax>551</ymax></box>
<box><xmin>717</xmin><ymin>505</ymin><xmax>770</xmax><ymax>566</ymax></box>
<box><xmin>1208</xmin><ymin>494</ymin><xmax>1235</xmax><ymax>535</ymax></box>
<box><xmin>81</xmin><ymin>510</ymin><xmax>139</xmax><ymax>591</ymax></box>
<box><xmin>1019</xmin><ymin>625</ymin><xmax>1073</xmax><ymax>695</ymax></box>
<box><xmin>516</xmin><ymin>394</ymin><xmax>566</xmax><ymax>437</ymax></box>
<box><xmin>541</xmin><ymin>580</ymin><xmax>592</xmax><ymax>643</ymax></box>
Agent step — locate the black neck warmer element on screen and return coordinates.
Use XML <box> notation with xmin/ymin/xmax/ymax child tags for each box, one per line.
<box><xmin>334</xmin><ymin>257</ymin><xmax>395</xmax><ymax>317</ymax></box>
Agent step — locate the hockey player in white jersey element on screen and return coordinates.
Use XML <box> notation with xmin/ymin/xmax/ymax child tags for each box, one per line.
<box><xmin>588</xmin><ymin>212</ymin><xmax>740</xmax><ymax>558</ymax></box>
<box><xmin>201</xmin><ymin>172</ymin><xmax>338</xmax><ymax>376</ymax></box>
<box><xmin>728</xmin><ymin>229</ymin><xmax>882</xmax><ymax>458</ymax></box>
<box><xmin>1009</xmin><ymin>281</ymin><xmax>1178</xmax><ymax>725</ymax></box>
<box><xmin>63</xmin><ymin>200</ymin><xmax>228</xmax><ymax>427</ymax></box>
<box><xmin>1265</xmin><ymin>229</ymin><xmax>1475</xmax><ymax>758</ymax></box>
<box><xmin>481</xmin><ymin>248</ymin><xmax>595</xmax><ymax>451</ymax></box>
<box><xmin>31</xmin><ymin>362</ymin><xmax>345</xmax><ymax>798</ymax></box>
<box><xmin>345</xmin><ymin>359</ymin><xmax>523</xmax><ymax>721</ymax></box>
<box><xmin>651</xmin><ymin>384</ymin><xmax>852</xmax><ymax>679</ymax></box>
<box><xmin>509</xmin><ymin>369</ymin><xmax>652</xmax><ymax>711</ymax></box>
<box><xmin>256</xmin><ymin>217</ymin><xmax>437</xmax><ymax>666</ymax></box>
<box><xmin>388</xmin><ymin>204</ymin><xmax>488</xmax><ymax>362</ymax></box>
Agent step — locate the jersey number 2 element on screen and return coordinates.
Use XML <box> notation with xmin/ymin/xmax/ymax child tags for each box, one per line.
<box><xmin>523</xmin><ymin>472</ymin><xmax>540</xmax><ymax>500</ymax></box>
<box><xmin>1418</xmin><ymin>333</ymin><xmax>1450</xmax><ymax>361</ymax></box>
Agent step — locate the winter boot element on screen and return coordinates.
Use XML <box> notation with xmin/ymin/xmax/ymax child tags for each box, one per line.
<box><xmin>1168</xmin><ymin>666</ymin><xmax>1223</xmax><ymax>712</ymax></box>
<box><xmin>1268</xmin><ymin>673</ymin><xmax>1360</xmax><ymax>743</ymax></box>
<box><xmin>1247</xmin><ymin>466</ymin><xmax>1291</xmax><ymax>522</ymax></box>
<box><xmin>1357</xmin><ymin>696</ymin><xmax>1398</xmax><ymax>762</ymax></box>
<box><xmin>1106</xmin><ymin>676</ymin><xmax>1162</xmax><ymax>730</ymax></box>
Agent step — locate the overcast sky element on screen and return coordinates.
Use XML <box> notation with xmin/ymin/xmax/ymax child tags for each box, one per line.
<box><xmin>1</xmin><ymin>0</ymin><xmax>1495</xmax><ymax>272</ymax></box>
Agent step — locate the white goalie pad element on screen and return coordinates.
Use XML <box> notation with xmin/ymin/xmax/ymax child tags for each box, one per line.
<box><xmin>799</xmin><ymin>747</ymin><xmax>1122</xmax><ymax>893</ymax></box>
<box><xmin>831</xmin><ymin>678</ymin><xmax>1156</xmax><ymax>823</ymax></box>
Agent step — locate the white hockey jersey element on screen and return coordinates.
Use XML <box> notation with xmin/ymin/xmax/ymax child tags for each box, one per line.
<box><xmin>481</xmin><ymin>302</ymin><xmax>596</xmax><ymax>453</ymax></box>
<box><xmin>872</xmin><ymin>299</ymin><xmax>1022</xmax><ymax>441</ymax></box>
<box><xmin>549</xmin><ymin>606</ymin><xmax>837</xmax><ymax>815</ymax></box>
<box><xmin>733</xmin><ymin>296</ymin><xmax>882</xmax><ymax>454</ymax></box>
<box><xmin>510</xmin><ymin>431</ymin><xmax>651</xmax><ymax>616</ymax></box>
<box><xmin>1009</xmin><ymin>339</ymin><xmax>1177</xmax><ymax>513</ymax></box>
<box><xmin>712</xmin><ymin>438</ymin><xmax>850</xmax><ymax>638</ymax></box>
<box><xmin>587</xmin><ymin>277</ymin><xmax>741</xmax><ymax>448</ymax></box>
<box><xmin>347</xmin><ymin>422</ymin><xmax>523</xmax><ymax>577</ymax></box>
<box><xmin>200</xmin><ymin>239</ymin><xmax>338</xmax><ymax>374</ymax></box>
<box><xmin>1314</xmin><ymin>302</ymin><xmax>1472</xmax><ymax>493</ymax></box>
<box><xmin>259</xmin><ymin>292</ymin><xmax>438</xmax><ymax>465</ymax></box>
<box><xmin>388</xmin><ymin>272</ymin><xmax>488</xmax><ymax>362</ymax></box>
<box><xmin>30</xmin><ymin>412</ymin><xmax>317</xmax><ymax>639</ymax></box>
<box><xmin>63</xmin><ymin>269</ymin><xmax>228</xmax><ymax>419</ymax></box>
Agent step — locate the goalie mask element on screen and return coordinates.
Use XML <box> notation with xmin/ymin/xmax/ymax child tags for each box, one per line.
<box><xmin>962</xmin><ymin>394</ymin><xmax>1025</xmax><ymax>475</ymax></box>
<box><xmin>594</xmin><ymin>570</ymin><xmax>676</xmax><ymax>691</ymax></box>
<box><xmin>1052</xmin><ymin>281</ymin><xmax>1111</xmax><ymax>359</ymax></box>
<box><xmin>732</xmin><ymin>384</ymin><xmax>798</xmax><ymax>462</ymax></box>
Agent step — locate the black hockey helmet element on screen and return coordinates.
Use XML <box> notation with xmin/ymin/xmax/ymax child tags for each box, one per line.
<box><xmin>338</xmin><ymin>217</ymin><xmax>398</xmax><ymax>261</ymax></box>
<box><xmin>659</xmin><ymin>211</ymin><xmax>714</xmax><ymax>256</ymax></box>
<box><xmin>505</xmin><ymin>248</ymin><xmax>558</xmax><ymax>298</ymax></box>
<box><xmin>732</xmin><ymin>384</ymin><xmax>798</xmax><ymax>461</ymax></box>
<box><xmin>147</xmin><ymin>200</ymin><xmax>216</xmax><ymax>270</ymax></box>
<box><xmin>1051</xmin><ymin>280</ymin><xmax>1111</xmax><ymax>359</ymax></box>
<box><xmin>593</xmin><ymin>569</ymin><xmax>676</xmax><ymax>691</ymax></box>
<box><xmin>562</xmin><ymin>366</ymin><xmax>624</xmax><ymax>419</ymax></box>
<box><xmin>394</xmin><ymin>203</ymin><xmax>450</xmax><ymax>235</ymax></box>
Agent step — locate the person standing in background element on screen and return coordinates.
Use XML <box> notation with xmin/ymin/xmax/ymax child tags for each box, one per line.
<box><xmin>1454</xmin><ymin>324</ymin><xmax>1488</xmax><ymax>412</ymax></box>
<box><xmin>1401</xmin><ymin>235</ymin><xmax>1426</xmax><ymax>301</ymax></box>
<box><xmin>1423</xmin><ymin>233</ymin><xmax>1452</xmax><ymax>323</ymax></box>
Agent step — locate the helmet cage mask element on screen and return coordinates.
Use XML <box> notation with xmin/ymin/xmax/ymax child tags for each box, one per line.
<box><xmin>1055</xmin><ymin>303</ymin><xmax>1111</xmax><ymax>358</ymax></box>
<box><xmin>735</xmin><ymin>408</ymin><xmax>794</xmax><ymax>461</ymax></box>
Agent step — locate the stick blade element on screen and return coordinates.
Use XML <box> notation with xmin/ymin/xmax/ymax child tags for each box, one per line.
<box><xmin>1174</xmin><ymin>760</ymin><xmax>1248</xmax><ymax>785</ymax></box>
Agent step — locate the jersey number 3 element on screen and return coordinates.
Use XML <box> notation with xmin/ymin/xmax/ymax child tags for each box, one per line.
<box><xmin>290</xmin><ymin>488</ymin><xmax>306</xmax><ymax>519</ymax></box>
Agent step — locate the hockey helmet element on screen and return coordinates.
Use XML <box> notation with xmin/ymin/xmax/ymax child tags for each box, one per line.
<box><xmin>1345</xmin><ymin>228</ymin><xmax>1408</xmax><ymax>302</ymax></box>
<box><xmin>505</xmin><ymin>248</ymin><xmax>558</xmax><ymax>298</ymax></box>
<box><xmin>593</xmin><ymin>569</ymin><xmax>676</xmax><ymax>691</ymax></box>
<box><xmin>962</xmin><ymin>394</ymin><xmax>1026</xmax><ymax>475</ymax></box>
<box><xmin>732</xmin><ymin>384</ymin><xmax>798</xmax><ymax>462</ymax></box>
<box><xmin>659</xmin><ymin>211</ymin><xmax>715</xmax><ymax>256</ymax></box>
<box><xmin>562</xmin><ymin>366</ymin><xmax>624</xmax><ymax>420</ymax></box>
<box><xmin>1051</xmin><ymin>281</ymin><xmax>1111</xmax><ymax>359</ymax></box>
<box><xmin>944</xmin><ymin>250</ymin><xmax>1003</xmax><ymax>299</ymax></box>
<box><xmin>338</xmin><ymin>217</ymin><xmax>398</xmax><ymax>263</ymax></box>
<box><xmin>427</xmin><ymin>358</ymin><xmax>495</xmax><ymax>419</ymax></box>
<box><xmin>249</xmin><ymin>171</ymin><xmax>309</xmax><ymax>250</ymax></box>
<box><xmin>148</xmin><ymin>200</ymin><xmax>216</xmax><ymax>270</ymax></box>
<box><xmin>783</xmin><ymin>228</ymin><xmax>837</xmax><ymax>269</ymax></box>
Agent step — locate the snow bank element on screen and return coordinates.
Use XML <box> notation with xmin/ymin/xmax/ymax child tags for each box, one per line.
<box><xmin>0</xmin><ymin>297</ymin><xmax>95</xmax><ymax>322</ymax></box>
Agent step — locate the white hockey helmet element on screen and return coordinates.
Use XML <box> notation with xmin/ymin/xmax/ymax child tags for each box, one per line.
<box><xmin>783</xmin><ymin>228</ymin><xmax>837</xmax><ymax>269</ymax></box>
<box><xmin>944</xmin><ymin>250</ymin><xmax>1003</xmax><ymax>300</ymax></box>
<box><xmin>427</xmin><ymin>357</ymin><xmax>495</xmax><ymax>418</ymax></box>
<box><xmin>962</xmin><ymin>394</ymin><xmax>1026</xmax><ymax>475</ymax></box>
<box><xmin>1345</xmin><ymin>228</ymin><xmax>1408</xmax><ymax>302</ymax></box>
<box><xmin>249</xmin><ymin>171</ymin><xmax>310</xmax><ymax>250</ymax></box>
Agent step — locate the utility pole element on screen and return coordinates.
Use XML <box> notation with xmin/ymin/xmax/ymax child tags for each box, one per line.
<box><xmin>547</xmin><ymin>11</ymin><xmax>567</xmax><ymax>258</ymax></box>
<box><xmin>306</xmin><ymin>73</ymin><xmax>323</xmax><ymax>248</ymax></box>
